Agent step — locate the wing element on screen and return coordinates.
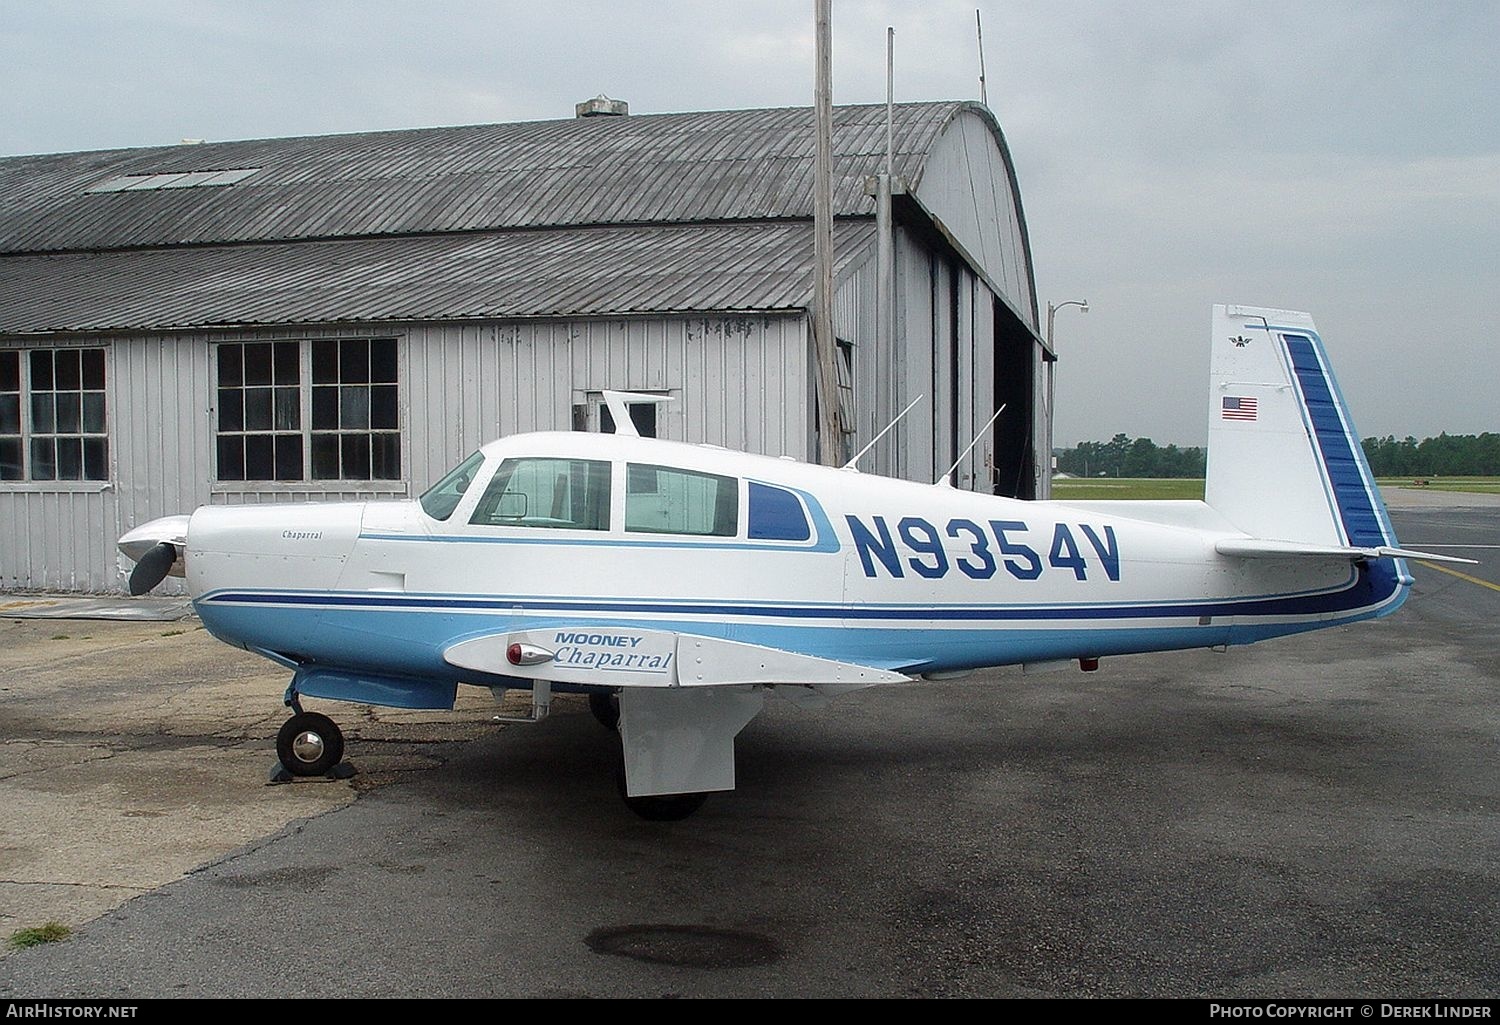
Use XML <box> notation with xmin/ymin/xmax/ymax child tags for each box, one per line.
<box><xmin>444</xmin><ymin>628</ymin><xmax>908</xmax><ymax>799</ymax></box>
<box><xmin>443</xmin><ymin>627</ymin><xmax>910</xmax><ymax>688</ymax></box>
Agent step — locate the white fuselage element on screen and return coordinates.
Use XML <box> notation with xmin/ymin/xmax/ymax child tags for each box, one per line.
<box><xmin>181</xmin><ymin>432</ymin><xmax>1406</xmax><ymax>695</ymax></box>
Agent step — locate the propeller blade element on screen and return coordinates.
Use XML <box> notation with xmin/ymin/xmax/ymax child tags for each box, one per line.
<box><xmin>128</xmin><ymin>542</ymin><xmax>177</xmax><ymax>596</ymax></box>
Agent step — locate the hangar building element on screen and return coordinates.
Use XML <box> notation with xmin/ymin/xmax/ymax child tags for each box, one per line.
<box><xmin>0</xmin><ymin>100</ymin><xmax>1045</xmax><ymax>593</ymax></box>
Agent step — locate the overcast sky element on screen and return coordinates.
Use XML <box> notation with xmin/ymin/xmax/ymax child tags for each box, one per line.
<box><xmin>2</xmin><ymin>0</ymin><xmax>1495</xmax><ymax>445</ymax></box>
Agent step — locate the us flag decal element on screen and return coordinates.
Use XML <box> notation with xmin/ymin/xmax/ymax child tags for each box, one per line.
<box><xmin>1221</xmin><ymin>396</ymin><xmax>1258</xmax><ymax>421</ymax></box>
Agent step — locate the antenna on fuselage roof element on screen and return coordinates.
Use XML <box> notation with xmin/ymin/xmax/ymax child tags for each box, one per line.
<box><xmin>842</xmin><ymin>395</ymin><xmax>924</xmax><ymax>472</ymax></box>
<box><xmin>936</xmin><ymin>403</ymin><xmax>1007</xmax><ymax>487</ymax></box>
<box><xmin>600</xmin><ymin>390</ymin><xmax>674</xmax><ymax>437</ymax></box>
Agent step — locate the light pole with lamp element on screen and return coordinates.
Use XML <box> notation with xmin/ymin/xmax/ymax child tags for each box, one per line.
<box><xmin>1044</xmin><ymin>299</ymin><xmax>1088</xmax><ymax>493</ymax></box>
<box><xmin>1046</xmin><ymin>299</ymin><xmax>1089</xmax><ymax>351</ymax></box>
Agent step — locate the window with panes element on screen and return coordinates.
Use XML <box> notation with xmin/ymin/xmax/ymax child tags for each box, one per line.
<box><xmin>0</xmin><ymin>348</ymin><xmax>109</xmax><ymax>482</ymax></box>
<box><xmin>215</xmin><ymin>338</ymin><xmax>400</xmax><ymax>482</ymax></box>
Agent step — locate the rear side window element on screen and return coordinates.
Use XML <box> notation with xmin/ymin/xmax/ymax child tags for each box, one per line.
<box><xmin>470</xmin><ymin>458</ymin><xmax>611</xmax><ymax>530</ymax></box>
<box><xmin>625</xmin><ymin>464</ymin><xmax>737</xmax><ymax>537</ymax></box>
<box><xmin>747</xmin><ymin>482</ymin><xmax>811</xmax><ymax>541</ymax></box>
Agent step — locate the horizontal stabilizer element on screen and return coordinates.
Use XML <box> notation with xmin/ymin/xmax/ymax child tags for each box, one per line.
<box><xmin>1215</xmin><ymin>538</ymin><xmax>1477</xmax><ymax>565</ymax></box>
<box><xmin>444</xmin><ymin>628</ymin><xmax>910</xmax><ymax>688</ymax></box>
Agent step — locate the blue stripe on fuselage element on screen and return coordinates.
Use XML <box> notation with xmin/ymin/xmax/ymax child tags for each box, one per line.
<box><xmin>200</xmin><ymin>571</ymin><xmax>1373</xmax><ymax>624</ymax></box>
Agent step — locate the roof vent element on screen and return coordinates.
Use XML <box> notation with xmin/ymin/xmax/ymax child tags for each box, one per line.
<box><xmin>575</xmin><ymin>94</ymin><xmax>628</xmax><ymax>118</ymax></box>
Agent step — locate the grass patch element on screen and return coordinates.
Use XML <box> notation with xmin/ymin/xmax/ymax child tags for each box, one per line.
<box><xmin>1376</xmin><ymin>476</ymin><xmax>1500</xmax><ymax>495</ymax></box>
<box><xmin>1426</xmin><ymin>481</ymin><xmax>1500</xmax><ymax>494</ymax></box>
<box><xmin>48</xmin><ymin>634</ymin><xmax>68</xmax><ymax>641</ymax></box>
<box><xmin>8</xmin><ymin>922</ymin><xmax>71</xmax><ymax>950</ymax></box>
<box><xmin>1051</xmin><ymin>478</ymin><xmax>1205</xmax><ymax>501</ymax></box>
<box><xmin>160</xmin><ymin>629</ymin><xmax>185</xmax><ymax>637</ymax></box>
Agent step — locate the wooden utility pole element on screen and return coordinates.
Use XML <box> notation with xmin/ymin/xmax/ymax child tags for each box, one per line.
<box><xmin>811</xmin><ymin>0</ymin><xmax>843</xmax><ymax>465</ymax></box>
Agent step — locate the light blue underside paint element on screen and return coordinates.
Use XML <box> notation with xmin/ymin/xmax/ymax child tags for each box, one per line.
<box><xmin>195</xmin><ymin>581</ymin><xmax>1399</xmax><ymax>709</ymax></box>
<box><xmin>294</xmin><ymin>665</ymin><xmax>458</xmax><ymax>709</ymax></box>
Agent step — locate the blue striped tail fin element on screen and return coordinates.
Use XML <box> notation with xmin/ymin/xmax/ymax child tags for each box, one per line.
<box><xmin>1205</xmin><ymin>305</ymin><xmax>1397</xmax><ymax>549</ymax></box>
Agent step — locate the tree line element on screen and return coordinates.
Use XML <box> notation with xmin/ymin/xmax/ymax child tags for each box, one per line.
<box><xmin>1055</xmin><ymin>434</ymin><xmax>1206</xmax><ymax>479</ymax></box>
<box><xmin>1055</xmin><ymin>432</ymin><xmax>1500</xmax><ymax>478</ymax></box>
<box><xmin>1360</xmin><ymin>433</ymin><xmax>1500</xmax><ymax>477</ymax></box>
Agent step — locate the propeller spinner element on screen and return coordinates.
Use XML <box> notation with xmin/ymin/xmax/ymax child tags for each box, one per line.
<box><xmin>117</xmin><ymin>514</ymin><xmax>191</xmax><ymax>595</ymax></box>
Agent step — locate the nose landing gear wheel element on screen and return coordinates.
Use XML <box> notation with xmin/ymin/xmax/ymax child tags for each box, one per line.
<box><xmin>276</xmin><ymin>711</ymin><xmax>345</xmax><ymax>777</ymax></box>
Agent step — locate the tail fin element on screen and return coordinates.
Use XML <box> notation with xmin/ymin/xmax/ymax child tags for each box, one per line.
<box><xmin>1205</xmin><ymin>305</ymin><xmax>1396</xmax><ymax>549</ymax></box>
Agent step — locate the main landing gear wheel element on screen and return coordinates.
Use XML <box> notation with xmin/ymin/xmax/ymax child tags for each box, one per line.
<box><xmin>614</xmin><ymin>765</ymin><xmax>709</xmax><ymax>820</ymax></box>
<box><xmin>588</xmin><ymin>691</ymin><xmax>621</xmax><ymax>732</ymax></box>
<box><xmin>276</xmin><ymin>711</ymin><xmax>345</xmax><ymax>777</ymax></box>
<box><xmin>624</xmin><ymin>791</ymin><xmax>709</xmax><ymax>821</ymax></box>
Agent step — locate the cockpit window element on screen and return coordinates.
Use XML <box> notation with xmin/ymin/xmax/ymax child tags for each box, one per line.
<box><xmin>419</xmin><ymin>450</ymin><xmax>485</xmax><ymax>521</ymax></box>
<box><xmin>625</xmin><ymin>463</ymin><xmax>738</xmax><ymax>537</ymax></box>
<box><xmin>470</xmin><ymin>457</ymin><xmax>611</xmax><ymax>530</ymax></box>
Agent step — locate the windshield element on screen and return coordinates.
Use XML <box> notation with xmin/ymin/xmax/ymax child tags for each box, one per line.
<box><xmin>419</xmin><ymin>450</ymin><xmax>486</xmax><ymax>521</ymax></box>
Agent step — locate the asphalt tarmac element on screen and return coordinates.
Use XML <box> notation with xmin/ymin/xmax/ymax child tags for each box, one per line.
<box><xmin>0</xmin><ymin>501</ymin><xmax>1494</xmax><ymax>998</ymax></box>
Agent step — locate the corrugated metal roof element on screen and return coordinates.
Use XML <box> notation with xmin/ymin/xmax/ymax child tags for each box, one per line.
<box><xmin>0</xmin><ymin>104</ymin><xmax>971</xmax><ymax>255</ymax></box>
<box><xmin>0</xmin><ymin>220</ymin><xmax>876</xmax><ymax>335</ymax></box>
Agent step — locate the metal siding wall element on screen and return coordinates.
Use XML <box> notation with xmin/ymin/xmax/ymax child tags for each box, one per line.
<box><xmin>739</xmin><ymin>316</ymin><xmax>809</xmax><ymax>460</ymax></box>
<box><xmin>1034</xmin><ymin>339</ymin><xmax>1051</xmax><ymax>500</ymax></box>
<box><xmin>0</xmin><ymin>488</ymin><xmax>112</xmax><ymax>592</ymax></box>
<box><xmin>955</xmin><ymin>271</ymin><xmax>976</xmax><ymax>490</ymax></box>
<box><xmin>703</xmin><ymin>321</ymin><xmax>728</xmax><ymax>448</ymax></box>
<box><xmin>1003</xmin><ymin>174</ymin><xmax>1027</xmax><ymax>306</ymax></box>
<box><xmin>915</xmin><ymin>110</ymin><xmax>1036</xmax><ymax>332</ymax></box>
<box><xmin>0</xmin><ymin>493</ymin><xmax>19</xmax><ymax>589</ymax></box>
<box><xmin>833</xmin><ymin>261</ymin><xmax>866</xmax><ymax>342</ymax></box>
<box><xmin>716</xmin><ymin>322</ymin><xmax>741</xmax><ymax>452</ymax></box>
<box><xmin>406</xmin><ymin>314</ymin><xmax>810</xmax><ymax>486</ymax></box>
<box><xmin>896</xmin><ymin>228</ymin><xmax>934</xmax><ymax>485</ymax></box>
<box><xmin>3</xmin><ymin>314</ymin><xmax>811</xmax><ymax>593</ymax></box>
<box><xmin>931</xmin><ymin>257</ymin><xmax>956</xmax><ymax>483</ymax></box>
<box><xmin>0</xmin><ymin>333</ymin><xmax>216</xmax><ymax>593</ymax></box>
<box><xmin>1</xmin><ymin>340</ymin><xmax>116</xmax><ymax>592</ymax></box>
<box><xmin>112</xmin><ymin>333</ymin><xmax>214</xmax><ymax>594</ymax></box>
<box><xmin>973</xmin><ymin>287</ymin><xmax>997</xmax><ymax>493</ymax></box>
<box><xmin>832</xmin><ymin>258</ymin><xmax>882</xmax><ymax>472</ymax></box>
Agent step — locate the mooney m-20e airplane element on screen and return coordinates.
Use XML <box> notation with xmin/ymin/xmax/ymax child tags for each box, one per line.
<box><xmin>119</xmin><ymin>305</ymin><xmax>1465</xmax><ymax>818</ymax></box>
